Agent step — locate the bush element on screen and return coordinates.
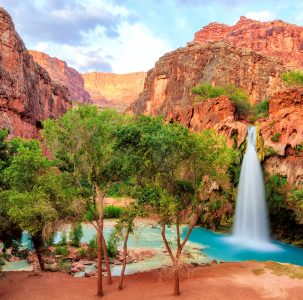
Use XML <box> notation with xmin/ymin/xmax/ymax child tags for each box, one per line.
<box><xmin>59</xmin><ymin>232</ymin><xmax>67</xmax><ymax>246</ymax></box>
<box><xmin>107</xmin><ymin>230</ymin><xmax>120</xmax><ymax>258</ymax></box>
<box><xmin>104</xmin><ymin>205</ymin><xmax>124</xmax><ymax>218</ymax></box>
<box><xmin>87</xmin><ymin>236</ymin><xmax>97</xmax><ymax>259</ymax></box>
<box><xmin>78</xmin><ymin>247</ymin><xmax>86</xmax><ymax>258</ymax></box>
<box><xmin>191</xmin><ymin>83</ymin><xmax>251</xmax><ymax>117</ymax></box>
<box><xmin>281</xmin><ymin>71</ymin><xmax>303</xmax><ymax>87</ymax></box>
<box><xmin>271</xmin><ymin>133</ymin><xmax>281</xmax><ymax>143</ymax></box>
<box><xmin>70</xmin><ymin>223</ymin><xmax>83</xmax><ymax>247</ymax></box>
<box><xmin>253</xmin><ymin>98</ymin><xmax>269</xmax><ymax>119</ymax></box>
<box><xmin>55</xmin><ymin>245</ymin><xmax>69</xmax><ymax>256</ymax></box>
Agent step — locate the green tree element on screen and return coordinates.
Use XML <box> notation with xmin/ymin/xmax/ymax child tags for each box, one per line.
<box><xmin>2</xmin><ymin>139</ymin><xmax>81</xmax><ymax>270</ymax></box>
<box><xmin>70</xmin><ymin>223</ymin><xmax>83</xmax><ymax>247</ymax></box>
<box><xmin>42</xmin><ymin>106</ymin><xmax>126</xmax><ymax>296</ymax></box>
<box><xmin>115</xmin><ymin>116</ymin><xmax>234</xmax><ymax>295</ymax></box>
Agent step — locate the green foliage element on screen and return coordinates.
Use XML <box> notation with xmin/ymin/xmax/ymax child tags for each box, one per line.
<box><xmin>59</xmin><ymin>232</ymin><xmax>67</xmax><ymax>246</ymax></box>
<box><xmin>87</xmin><ymin>236</ymin><xmax>97</xmax><ymax>259</ymax></box>
<box><xmin>104</xmin><ymin>205</ymin><xmax>124</xmax><ymax>219</ymax></box>
<box><xmin>107</xmin><ymin>230</ymin><xmax>120</xmax><ymax>258</ymax></box>
<box><xmin>253</xmin><ymin>99</ymin><xmax>269</xmax><ymax>120</ymax></box>
<box><xmin>191</xmin><ymin>83</ymin><xmax>251</xmax><ymax>117</ymax></box>
<box><xmin>281</xmin><ymin>71</ymin><xmax>303</xmax><ymax>87</ymax></box>
<box><xmin>78</xmin><ymin>247</ymin><xmax>86</xmax><ymax>258</ymax></box>
<box><xmin>55</xmin><ymin>245</ymin><xmax>69</xmax><ymax>256</ymax></box>
<box><xmin>271</xmin><ymin>132</ymin><xmax>281</xmax><ymax>143</ymax></box>
<box><xmin>0</xmin><ymin>253</ymin><xmax>5</xmax><ymax>274</ymax></box>
<box><xmin>70</xmin><ymin>223</ymin><xmax>83</xmax><ymax>247</ymax></box>
<box><xmin>290</xmin><ymin>189</ymin><xmax>303</xmax><ymax>223</ymax></box>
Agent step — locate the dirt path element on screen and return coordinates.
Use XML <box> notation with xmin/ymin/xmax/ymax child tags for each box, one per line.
<box><xmin>1</xmin><ymin>262</ymin><xmax>303</xmax><ymax>300</ymax></box>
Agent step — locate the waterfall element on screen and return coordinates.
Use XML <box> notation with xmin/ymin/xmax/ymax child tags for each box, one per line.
<box><xmin>232</xmin><ymin>126</ymin><xmax>271</xmax><ymax>248</ymax></box>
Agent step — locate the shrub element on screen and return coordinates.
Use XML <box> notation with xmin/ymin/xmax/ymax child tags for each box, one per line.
<box><xmin>107</xmin><ymin>230</ymin><xmax>120</xmax><ymax>258</ymax></box>
<box><xmin>104</xmin><ymin>205</ymin><xmax>124</xmax><ymax>218</ymax></box>
<box><xmin>191</xmin><ymin>83</ymin><xmax>251</xmax><ymax>117</ymax></box>
<box><xmin>87</xmin><ymin>236</ymin><xmax>97</xmax><ymax>259</ymax></box>
<box><xmin>70</xmin><ymin>223</ymin><xmax>83</xmax><ymax>247</ymax></box>
<box><xmin>253</xmin><ymin>98</ymin><xmax>269</xmax><ymax>119</ymax></box>
<box><xmin>271</xmin><ymin>133</ymin><xmax>281</xmax><ymax>143</ymax></box>
<box><xmin>55</xmin><ymin>245</ymin><xmax>69</xmax><ymax>256</ymax></box>
<box><xmin>78</xmin><ymin>247</ymin><xmax>86</xmax><ymax>258</ymax></box>
<box><xmin>59</xmin><ymin>232</ymin><xmax>67</xmax><ymax>246</ymax></box>
<box><xmin>281</xmin><ymin>71</ymin><xmax>303</xmax><ymax>87</ymax></box>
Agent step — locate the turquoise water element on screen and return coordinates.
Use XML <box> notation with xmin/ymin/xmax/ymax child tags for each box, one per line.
<box><xmin>184</xmin><ymin>227</ymin><xmax>303</xmax><ymax>266</ymax></box>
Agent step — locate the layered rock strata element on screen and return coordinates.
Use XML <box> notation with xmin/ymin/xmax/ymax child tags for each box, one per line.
<box><xmin>0</xmin><ymin>7</ymin><xmax>71</xmax><ymax>139</ymax></box>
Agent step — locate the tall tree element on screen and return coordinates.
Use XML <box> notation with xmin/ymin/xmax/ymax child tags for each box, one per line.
<box><xmin>115</xmin><ymin>116</ymin><xmax>235</xmax><ymax>295</ymax></box>
<box><xmin>42</xmin><ymin>106</ymin><xmax>125</xmax><ymax>296</ymax></box>
<box><xmin>2</xmin><ymin>139</ymin><xmax>81</xmax><ymax>270</ymax></box>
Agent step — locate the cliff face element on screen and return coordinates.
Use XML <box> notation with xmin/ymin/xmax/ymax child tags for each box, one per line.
<box><xmin>0</xmin><ymin>8</ymin><xmax>71</xmax><ymax>139</ymax></box>
<box><xmin>132</xmin><ymin>41</ymin><xmax>285</xmax><ymax>117</ymax></box>
<box><xmin>82</xmin><ymin>72</ymin><xmax>146</xmax><ymax>111</ymax></box>
<box><xmin>259</xmin><ymin>88</ymin><xmax>303</xmax><ymax>186</ymax></box>
<box><xmin>194</xmin><ymin>16</ymin><xmax>303</xmax><ymax>69</ymax></box>
<box><xmin>168</xmin><ymin>96</ymin><xmax>248</xmax><ymax>147</ymax></box>
<box><xmin>29</xmin><ymin>50</ymin><xmax>91</xmax><ymax>104</ymax></box>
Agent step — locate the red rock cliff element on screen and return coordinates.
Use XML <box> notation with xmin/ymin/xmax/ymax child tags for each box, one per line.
<box><xmin>168</xmin><ymin>96</ymin><xmax>248</xmax><ymax>148</ymax></box>
<box><xmin>194</xmin><ymin>16</ymin><xmax>303</xmax><ymax>69</ymax></box>
<box><xmin>29</xmin><ymin>50</ymin><xmax>91</xmax><ymax>104</ymax></box>
<box><xmin>132</xmin><ymin>41</ymin><xmax>285</xmax><ymax>117</ymax></box>
<box><xmin>82</xmin><ymin>72</ymin><xmax>146</xmax><ymax>112</ymax></box>
<box><xmin>0</xmin><ymin>7</ymin><xmax>71</xmax><ymax>139</ymax></box>
<box><xmin>259</xmin><ymin>87</ymin><xmax>303</xmax><ymax>186</ymax></box>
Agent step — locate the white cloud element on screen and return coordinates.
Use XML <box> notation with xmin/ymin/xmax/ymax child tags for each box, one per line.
<box><xmin>245</xmin><ymin>11</ymin><xmax>275</xmax><ymax>22</ymax></box>
<box><xmin>35</xmin><ymin>42</ymin><xmax>49</xmax><ymax>52</ymax></box>
<box><xmin>106</xmin><ymin>22</ymin><xmax>172</xmax><ymax>73</ymax></box>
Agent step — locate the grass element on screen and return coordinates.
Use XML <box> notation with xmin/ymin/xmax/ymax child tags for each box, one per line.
<box><xmin>266</xmin><ymin>262</ymin><xmax>303</xmax><ymax>279</ymax></box>
<box><xmin>252</xmin><ymin>268</ymin><xmax>265</xmax><ymax>276</ymax></box>
<box><xmin>104</xmin><ymin>205</ymin><xmax>124</xmax><ymax>218</ymax></box>
<box><xmin>281</xmin><ymin>71</ymin><xmax>303</xmax><ymax>87</ymax></box>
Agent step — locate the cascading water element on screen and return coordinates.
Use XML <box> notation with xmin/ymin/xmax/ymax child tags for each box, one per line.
<box><xmin>231</xmin><ymin>126</ymin><xmax>273</xmax><ymax>249</ymax></box>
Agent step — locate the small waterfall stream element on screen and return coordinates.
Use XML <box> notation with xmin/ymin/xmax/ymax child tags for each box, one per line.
<box><xmin>232</xmin><ymin>126</ymin><xmax>273</xmax><ymax>249</ymax></box>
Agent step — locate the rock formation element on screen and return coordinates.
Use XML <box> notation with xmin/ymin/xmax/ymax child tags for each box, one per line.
<box><xmin>260</xmin><ymin>88</ymin><xmax>303</xmax><ymax>186</ymax></box>
<box><xmin>168</xmin><ymin>96</ymin><xmax>247</xmax><ymax>147</ymax></box>
<box><xmin>132</xmin><ymin>41</ymin><xmax>285</xmax><ymax>117</ymax></box>
<box><xmin>194</xmin><ymin>16</ymin><xmax>303</xmax><ymax>70</ymax></box>
<box><xmin>0</xmin><ymin>7</ymin><xmax>71</xmax><ymax>139</ymax></box>
<box><xmin>82</xmin><ymin>72</ymin><xmax>146</xmax><ymax>111</ymax></box>
<box><xmin>29</xmin><ymin>50</ymin><xmax>91</xmax><ymax>104</ymax></box>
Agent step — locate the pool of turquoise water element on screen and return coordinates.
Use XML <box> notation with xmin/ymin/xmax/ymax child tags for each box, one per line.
<box><xmin>184</xmin><ymin>227</ymin><xmax>303</xmax><ymax>266</ymax></box>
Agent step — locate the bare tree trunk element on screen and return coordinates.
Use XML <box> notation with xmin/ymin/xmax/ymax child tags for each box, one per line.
<box><xmin>32</xmin><ymin>234</ymin><xmax>45</xmax><ymax>271</ymax></box>
<box><xmin>173</xmin><ymin>260</ymin><xmax>180</xmax><ymax>296</ymax></box>
<box><xmin>119</xmin><ymin>230</ymin><xmax>129</xmax><ymax>290</ymax></box>
<box><xmin>97</xmin><ymin>224</ymin><xmax>103</xmax><ymax>297</ymax></box>
<box><xmin>102</xmin><ymin>234</ymin><xmax>112</xmax><ymax>284</ymax></box>
<box><xmin>96</xmin><ymin>184</ymin><xmax>104</xmax><ymax>297</ymax></box>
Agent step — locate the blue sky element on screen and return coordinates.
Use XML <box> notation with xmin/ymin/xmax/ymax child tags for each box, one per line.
<box><xmin>1</xmin><ymin>0</ymin><xmax>303</xmax><ymax>73</ymax></box>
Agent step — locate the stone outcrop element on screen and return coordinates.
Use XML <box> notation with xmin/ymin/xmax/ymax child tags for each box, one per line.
<box><xmin>259</xmin><ymin>88</ymin><xmax>303</xmax><ymax>186</ymax></box>
<box><xmin>260</xmin><ymin>88</ymin><xmax>303</xmax><ymax>155</ymax></box>
<box><xmin>194</xmin><ymin>16</ymin><xmax>303</xmax><ymax>69</ymax></box>
<box><xmin>82</xmin><ymin>72</ymin><xmax>146</xmax><ymax>111</ymax></box>
<box><xmin>168</xmin><ymin>96</ymin><xmax>247</xmax><ymax>147</ymax></box>
<box><xmin>0</xmin><ymin>7</ymin><xmax>71</xmax><ymax>139</ymax></box>
<box><xmin>132</xmin><ymin>41</ymin><xmax>285</xmax><ymax>117</ymax></box>
<box><xmin>29</xmin><ymin>50</ymin><xmax>91</xmax><ymax>104</ymax></box>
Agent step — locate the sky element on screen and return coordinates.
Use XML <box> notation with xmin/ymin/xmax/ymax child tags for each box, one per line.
<box><xmin>1</xmin><ymin>0</ymin><xmax>303</xmax><ymax>74</ymax></box>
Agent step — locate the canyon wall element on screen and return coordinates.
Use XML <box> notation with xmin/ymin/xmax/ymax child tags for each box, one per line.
<box><xmin>132</xmin><ymin>41</ymin><xmax>285</xmax><ymax>117</ymax></box>
<box><xmin>0</xmin><ymin>7</ymin><xmax>71</xmax><ymax>139</ymax></box>
<box><xmin>260</xmin><ymin>88</ymin><xmax>303</xmax><ymax>186</ymax></box>
<box><xmin>82</xmin><ymin>72</ymin><xmax>146</xmax><ymax>111</ymax></box>
<box><xmin>29</xmin><ymin>50</ymin><xmax>91</xmax><ymax>104</ymax></box>
<box><xmin>194</xmin><ymin>16</ymin><xmax>303</xmax><ymax>69</ymax></box>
